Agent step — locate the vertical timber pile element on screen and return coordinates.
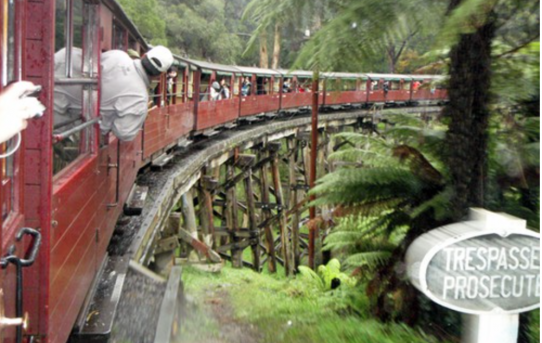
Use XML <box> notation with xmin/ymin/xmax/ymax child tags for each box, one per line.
<box><xmin>258</xmin><ymin>147</ymin><xmax>277</xmax><ymax>273</ymax></box>
<box><xmin>225</xmin><ymin>161</ymin><xmax>243</xmax><ymax>268</ymax></box>
<box><xmin>199</xmin><ymin>170</ymin><xmax>216</xmax><ymax>248</ymax></box>
<box><xmin>240</xmin><ymin>155</ymin><xmax>261</xmax><ymax>271</ymax></box>
<box><xmin>288</xmin><ymin>137</ymin><xmax>301</xmax><ymax>270</ymax></box>
<box><xmin>270</xmin><ymin>147</ymin><xmax>294</xmax><ymax>276</ymax></box>
<box><xmin>309</xmin><ymin>72</ymin><xmax>319</xmax><ymax>270</ymax></box>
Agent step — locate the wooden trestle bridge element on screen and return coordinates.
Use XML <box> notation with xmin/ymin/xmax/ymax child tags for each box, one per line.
<box><xmin>128</xmin><ymin>107</ymin><xmax>439</xmax><ymax>277</ymax></box>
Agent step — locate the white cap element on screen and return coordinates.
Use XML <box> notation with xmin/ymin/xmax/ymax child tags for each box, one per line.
<box><xmin>146</xmin><ymin>46</ymin><xmax>173</xmax><ymax>73</ymax></box>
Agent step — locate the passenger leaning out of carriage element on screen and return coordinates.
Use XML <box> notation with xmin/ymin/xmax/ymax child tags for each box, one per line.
<box><xmin>382</xmin><ymin>81</ymin><xmax>390</xmax><ymax>94</ymax></box>
<box><xmin>54</xmin><ymin>45</ymin><xmax>173</xmax><ymax>141</ymax></box>
<box><xmin>100</xmin><ymin>46</ymin><xmax>173</xmax><ymax>140</ymax></box>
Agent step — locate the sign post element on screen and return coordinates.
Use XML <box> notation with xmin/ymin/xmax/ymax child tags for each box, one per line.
<box><xmin>406</xmin><ymin>208</ymin><xmax>540</xmax><ymax>343</ymax></box>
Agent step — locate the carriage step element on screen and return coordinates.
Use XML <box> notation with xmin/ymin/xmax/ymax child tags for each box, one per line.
<box><xmin>177</xmin><ymin>138</ymin><xmax>192</xmax><ymax>148</ymax></box>
<box><xmin>69</xmin><ymin>256</ymin><xmax>129</xmax><ymax>343</ymax></box>
<box><xmin>124</xmin><ymin>184</ymin><xmax>148</xmax><ymax>216</ymax></box>
<box><xmin>152</xmin><ymin>153</ymin><xmax>174</xmax><ymax>170</ymax></box>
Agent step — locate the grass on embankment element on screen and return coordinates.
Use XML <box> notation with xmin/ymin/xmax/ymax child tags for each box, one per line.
<box><xmin>182</xmin><ymin>265</ymin><xmax>445</xmax><ymax>343</ymax></box>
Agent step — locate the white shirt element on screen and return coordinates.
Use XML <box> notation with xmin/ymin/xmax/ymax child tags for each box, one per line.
<box><xmin>100</xmin><ymin>50</ymin><xmax>150</xmax><ymax>141</ymax></box>
<box><xmin>54</xmin><ymin>49</ymin><xmax>150</xmax><ymax>141</ymax></box>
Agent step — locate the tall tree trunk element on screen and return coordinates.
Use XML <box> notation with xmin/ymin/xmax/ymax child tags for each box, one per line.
<box><xmin>271</xmin><ymin>22</ymin><xmax>281</xmax><ymax>69</ymax></box>
<box><xmin>443</xmin><ymin>1</ymin><xmax>496</xmax><ymax>220</ymax></box>
<box><xmin>259</xmin><ymin>31</ymin><xmax>269</xmax><ymax>68</ymax></box>
<box><xmin>386</xmin><ymin>46</ymin><xmax>396</xmax><ymax>73</ymax></box>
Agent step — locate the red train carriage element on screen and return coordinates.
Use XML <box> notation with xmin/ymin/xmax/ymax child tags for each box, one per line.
<box><xmin>278</xmin><ymin>70</ymin><xmax>324</xmax><ymax>110</ymax></box>
<box><xmin>182</xmin><ymin>59</ymin><xmax>240</xmax><ymax>133</ymax></box>
<box><xmin>323</xmin><ymin>72</ymin><xmax>368</xmax><ymax>107</ymax></box>
<box><xmin>143</xmin><ymin>58</ymin><xmax>194</xmax><ymax>161</ymax></box>
<box><xmin>366</xmin><ymin>73</ymin><xmax>413</xmax><ymax>105</ymax></box>
<box><xmin>409</xmin><ymin>75</ymin><xmax>447</xmax><ymax>104</ymax></box>
<box><xmin>236</xmin><ymin>66</ymin><xmax>281</xmax><ymax>118</ymax></box>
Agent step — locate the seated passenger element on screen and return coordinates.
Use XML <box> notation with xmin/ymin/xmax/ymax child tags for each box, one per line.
<box><xmin>241</xmin><ymin>77</ymin><xmax>252</xmax><ymax>96</ymax></box>
<box><xmin>220</xmin><ymin>79</ymin><xmax>230</xmax><ymax>99</ymax></box>
<box><xmin>167</xmin><ymin>68</ymin><xmax>178</xmax><ymax>104</ymax></box>
<box><xmin>283</xmin><ymin>79</ymin><xmax>292</xmax><ymax>93</ymax></box>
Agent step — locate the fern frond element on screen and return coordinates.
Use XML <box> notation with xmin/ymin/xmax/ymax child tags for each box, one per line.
<box><xmin>344</xmin><ymin>251</ymin><xmax>393</xmax><ymax>269</ymax></box>
<box><xmin>298</xmin><ymin>266</ymin><xmax>325</xmax><ymax>291</ymax></box>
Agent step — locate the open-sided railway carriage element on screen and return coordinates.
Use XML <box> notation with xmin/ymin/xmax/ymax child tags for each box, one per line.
<box><xmin>0</xmin><ymin>0</ymin><xmax>447</xmax><ymax>342</ymax></box>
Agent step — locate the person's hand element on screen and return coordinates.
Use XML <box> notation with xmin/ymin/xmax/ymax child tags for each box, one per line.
<box><xmin>0</xmin><ymin>81</ymin><xmax>45</xmax><ymax>144</ymax></box>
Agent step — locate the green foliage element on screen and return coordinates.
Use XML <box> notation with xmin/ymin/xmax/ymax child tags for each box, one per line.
<box><xmin>117</xmin><ymin>0</ymin><xmax>167</xmax><ymax>45</ymax></box>
<box><xmin>287</xmin><ymin>0</ymin><xmax>443</xmax><ymax>71</ymax></box>
<box><xmin>157</xmin><ymin>0</ymin><xmax>244</xmax><ymax>63</ymax></box>
<box><xmin>182</xmin><ymin>265</ymin><xmax>446</xmax><ymax>343</ymax></box>
<box><xmin>298</xmin><ymin>258</ymin><xmax>357</xmax><ymax>291</ymax></box>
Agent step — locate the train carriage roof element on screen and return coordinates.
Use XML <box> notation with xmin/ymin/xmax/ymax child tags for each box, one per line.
<box><xmin>366</xmin><ymin>73</ymin><xmax>413</xmax><ymax>81</ymax></box>
<box><xmin>235</xmin><ymin>66</ymin><xmax>281</xmax><ymax>77</ymax></box>
<box><xmin>275</xmin><ymin>69</ymin><xmax>322</xmax><ymax>79</ymax></box>
<box><xmin>182</xmin><ymin>58</ymin><xmax>241</xmax><ymax>76</ymax></box>
<box><xmin>324</xmin><ymin>72</ymin><xmax>367</xmax><ymax>80</ymax></box>
<box><xmin>408</xmin><ymin>75</ymin><xmax>445</xmax><ymax>81</ymax></box>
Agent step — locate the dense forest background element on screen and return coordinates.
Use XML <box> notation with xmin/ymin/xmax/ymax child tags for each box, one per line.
<box><xmin>117</xmin><ymin>0</ymin><xmax>436</xmax><ymax>73</ymax></box>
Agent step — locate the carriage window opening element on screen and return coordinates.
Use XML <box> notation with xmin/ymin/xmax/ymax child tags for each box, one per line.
<box><xmin>187</xmin><ymin>70</ymin><xmax>194</xmax><ymax>100</ymax></box>
<box><xmin>199</xmin><ymin>73</ymin><xmax>211</xmax><ymax>102</ymax></box>
<box><xmin>166</xmin><ymin>67</ymin><xmax>178</xmax><ymax>105</ymax></box>
<box><xmin>150</xmin><ymin>77</ymin><xmax>162</xmax><ymax>107</ymax></box>
<box><xmin>295</xmin><ymin>78</ymin><xmax>308</xmax><ymax>92</ymax></box>
<box><xmin>273</xmin><ymin>78</ymin><xmax>280</xmax><ymax>94</ymax></box>
<box><xmin>359</xmin><ymin>81</ymin><xmax>367</xmax><ymax>91</ymax></box>
<box><xmin>391</xmin><ymin>81</ymin><xmax>401</xmax><ymax>90</ymax></box>
<box><xmin>371</xmin><ymin>80</ymin><xmax>380</xmax><ymax>90</ymax></box>
<box><xmin>256</xmin><ymin>77</ymin><xmax>270</xmax><ymax>95</ymax></box>
<box><xmin>1</xmin><ymin>0</ymin><xmax>19</xmax><ymax>223</ymax></box>
<box><xmin>2</xmin><ymin>0</ymin><xmax>16</xmax><ymax>85</ymax></box>
<box><xmin>234</xmin><ymin>75</ymin><xmax>242</xmax><ymax>97</ymax></box>
<box><xmin>128</xmin><ymin>36</ymin><xmax>137</xmax><ymax>51</ymax></box>
<box><xmin>328</xmin><ymin>79</ymin><xmax>341</xmax><ymax>92</ymax></box>
<box><xmin>53</xmin><ymin>0</ymin><xmax>99</xmax><ymax>175</ymax></box>
<box><xmin>113</xmin><ymin>22</ymin><xmax>127</xmax><ymax>50</ymax></box>
<box><xmin>402</xmin><ymin>82</ymin><xmax>411</xmax><ymax>90</ymax></box>
<box><xmin>73</xmin><ymin>0</ymin><xmax>83</xmax><ymax>49</ymax></box>
<box><xmin>343</xmin><ymin>80</ymin><xmax>357</xmax><ymax>91</ymax></box>
<box><xmin>318</xmin><ymin>80</ymin><xmax>324</xmax><ymax>92</ymax></box>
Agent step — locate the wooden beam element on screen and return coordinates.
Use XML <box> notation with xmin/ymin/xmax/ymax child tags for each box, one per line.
<box><xmin>271</xmin><ymin>155</ymin><xmax>293</xmax><ymax>276</ymax></box>
<box><xmin>259</xmin><ymin>152</ymin><xmax>276</xmax><ymax>273</ymax></box>
<box><xmin>288</xmin><ymin>137</ymin><xmax>301</xmax><ymax>271</ymax></box>
<box><xmin>226</xmin><ymin>163</ymin><xmax>243</xmax><ymax>268</ymax></box>
<box><xmin>178</xmin><ymin>228</ymin><xmax>221</xmax><ymax>263</ymax></box>
<box><xmin>244</xmin><ymin>167</ymin><xmax>261</xmax><ymax>271</ymax></box>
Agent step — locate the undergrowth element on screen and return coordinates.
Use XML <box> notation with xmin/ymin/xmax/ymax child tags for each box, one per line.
<box><xmin>182</xmin><ymin>264</ymin><xmax>446</xmax><ymax>343</ymax></box>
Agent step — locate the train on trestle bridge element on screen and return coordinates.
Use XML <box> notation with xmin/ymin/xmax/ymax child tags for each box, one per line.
<box><xmin>0</xmin><ymin>0</ymin><xmax>448</xmax><ymax>342</ymax></box>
